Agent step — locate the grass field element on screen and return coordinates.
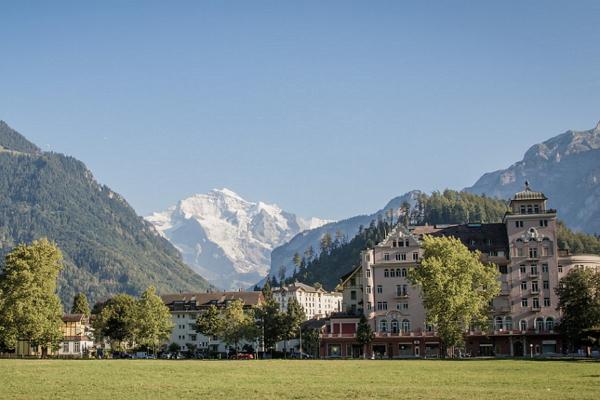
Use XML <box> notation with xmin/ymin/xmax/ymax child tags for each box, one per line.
<box><xmin>0</xmin><ymin>359</ymin><xmax>599</xmax><ymax>400</ymax></box>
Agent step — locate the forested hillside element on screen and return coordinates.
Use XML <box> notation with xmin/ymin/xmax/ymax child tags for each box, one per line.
<box><xmin>0</xmin><ymin>122</ymin><xmax>210</xmax><ymax>306</ymax></box>
<box><xmin>286</xmin><ymin>190</ymin><xmax>600</xmax><ymax>290</ymax></box>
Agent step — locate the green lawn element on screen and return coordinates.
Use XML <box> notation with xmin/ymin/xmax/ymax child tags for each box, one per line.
<box><xmin>0</xmin><ymin>359</ymin><xmax>598</xmax><ymax>400</ymax></box>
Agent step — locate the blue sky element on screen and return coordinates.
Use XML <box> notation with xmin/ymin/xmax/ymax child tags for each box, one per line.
<box><xmin>1</xmin><ymin>1</ymin><xmax>599</xmax><ymax>220</ymax></box>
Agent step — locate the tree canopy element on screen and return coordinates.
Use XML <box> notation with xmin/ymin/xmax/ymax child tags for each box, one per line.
<box><xmin>0</xmin><ymin>239</ymin><xmax>64</xmax><ymax>353</ymax></box>
<box><xmin>71</xmin><ymin>292</ymin><xmax>90</xmax><ymax>316</ymax></box>
<box><xmin>409</xmin><ymin>235</ymin><xmax>500</xmax><ymax>353</ymax></box>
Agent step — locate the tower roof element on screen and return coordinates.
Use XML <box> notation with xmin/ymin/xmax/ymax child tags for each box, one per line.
<box><xmin>512</xmin><ymin>181</ymin><xmax>547</xmax><ymax>201</ymax></box>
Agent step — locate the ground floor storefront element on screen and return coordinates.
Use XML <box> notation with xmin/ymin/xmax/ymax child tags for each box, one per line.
<box><xmin>320</xmin><ymin>333</ymin><xmax>564</xmax><ymax>358</ymax></box>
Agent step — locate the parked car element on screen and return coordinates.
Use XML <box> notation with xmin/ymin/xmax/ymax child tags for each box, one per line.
<box><xmin>230</xmin><ymin>353</ymin><xmax>254</xmax><ymax>360</ymax></box>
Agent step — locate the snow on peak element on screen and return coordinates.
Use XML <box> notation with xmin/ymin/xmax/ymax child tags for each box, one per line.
<box><xmin>145</xmin><ymin>189</ymin><xmax>332</xmax><ymax>290</ymax></box>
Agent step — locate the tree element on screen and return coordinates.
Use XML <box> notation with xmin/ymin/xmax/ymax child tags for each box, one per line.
<box><xmin>135</xmin><ymin>286</ymin><xmax>173</xmax><ymax>353</ymax></box>
<box><xmin>195</xmin><ymin>305</ymin><xmax>224</xmax><ymax>339</ymax></box>
<box><xmin>281</xmin><ymin>298</ymin><xmax>306</xmax><ymax>355</ymax></box>
<box><xmin>301</xmin><ymin>327</ymin><xmax>320</xmax><ymax>358</ymax></box>
<box><xmin>409</xmin><ymin>235</ymin><xmax>500</xmax><ymax>356</ymax></box>
<box><xmin>293</xmin><ymin>252</ymin><xmax>302</xmax><ymax>269</ymax></box>
<box><xmin>278</xmin><ymin>266</ymin><xmax>286</xmax><ymax>287</ymax></box>
<box><xmin>93</xmin><ymin>294</ymin><xmax>137</xmax><ymax>352</ymax></box>
<box><xmin>168</xmin><ymin>342</ymin><xmax>181</xmax><ymax>353</ymax></box>
<box><xmin>220</xmin><ymin>299</ymin><xmax>258</xmax><ymax>352</ymax></box>
<box><xmin>0</xmin><ymin>239</ymin><xmax>64</xmax><ymax>356</ymax></box>
<box><xmin>356</xmin><ymin>314</ymin><xmax>374</xmax><ymax>359</ymax></box>
<box><xmin>256</xmin><ymin>281</ymin><xmax>284</xmax><ymax>352</ymax></box>
<box><xmin>320</xmin><ymin>233</ymin><xmax>333</xmax><ymax>254</ymax></box>
<box><xmin>555</xmin><ymin>267</ymin><xmax>600</xmax><ymax>352</ymax></box>
<box><xmin>71</xmin><ymin>293</ymin><xmax>91</xmax><ymax>316</ymax></box>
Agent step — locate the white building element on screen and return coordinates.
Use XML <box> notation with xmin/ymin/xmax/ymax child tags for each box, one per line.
<box><xmin>273</xmin><ymin>282</ymin><xmax>342</xmax><ymax>320</ymax></box>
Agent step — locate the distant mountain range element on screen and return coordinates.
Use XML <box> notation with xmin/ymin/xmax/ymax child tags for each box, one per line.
<box><xmin>0</xmin><ymin>121</ymin><xmax>211</xmax><ymax>306</ymax></box>
<box><xmin>466</xmin><ymin>121</ymin><xmax>600</xmax><ymax>234</ymax></box>
<box><xmin>146</xmin><ymin>189</ymin><xmax>330</xmax><ymax>290</ymax></box>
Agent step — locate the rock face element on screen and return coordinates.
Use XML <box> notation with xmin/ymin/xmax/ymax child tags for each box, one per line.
<box><xmin>146</xmin><ymin>189</ymin><xmax>330</xmax><ymax>290</ymax></box>
<box><xmin>267</xmin><ymin>190</ymin><xmax>422</xmax><ymax>283</ymax></box>
<box><xmin>466</xmin><ymin>121</ymin><xmax>600</xmax><ymax>234</ymax></box>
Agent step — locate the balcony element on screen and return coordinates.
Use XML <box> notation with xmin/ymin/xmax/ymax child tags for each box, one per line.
<box><xmin>529</xmin><ymin>272</ymin><xmax>539</xmax><ymax>279</ymax></box>
<box><xmin>531</xmin><ymin>305</ymin><xmax>541</xmax><ymax>312</ymax></box>
<box><xmin>495</xmin><ymin>306</ymin><xmax>511</xmax><ymax>313</ymax></box>
<box><xmin>530</xmin><ymin>289</ymin><xmax>540</xmax><ymax>295</ymax></box>
<box><xmin>395</xmin><ymin>294</ymin><xmax>409</xmax><ymax>299</ymax></box>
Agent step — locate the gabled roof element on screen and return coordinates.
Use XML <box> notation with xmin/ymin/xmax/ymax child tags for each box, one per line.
<box><xmin>62</xmin><ymin>314</ymin><xmax>86</xmax><ymax>323</ymax></box>
<box><xmin>377</xmin><ymin>224</ymin><xmax>420</xmax><ymax>247</ymax></box>
<box><xmin>338</xmin><ymin>265</ymin><xmax>362</xmax><ymax>288</ymax></box>
<box><xmin>161</xmin><ymin>291</ymin><xmax>263</xmax><ymax>308</ymax></box>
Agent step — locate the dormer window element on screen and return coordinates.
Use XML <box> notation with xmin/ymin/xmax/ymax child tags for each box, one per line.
<box><xmin>534</xmin><ymin>205</ymin><xmax>540</xmax><ymax>213</ymax></box>
<box><xmin>527</xmin><ymin>205</ymin><xmax>533</xmax><ymax>214</ymax></box>
<box><xmin>520</xmin><ymin>205</ymin><xmax>526</xmax><ymax>214</ymax></box>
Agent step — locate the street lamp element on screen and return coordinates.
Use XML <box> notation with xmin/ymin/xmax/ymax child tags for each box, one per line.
<box><xmin>530</xmin><ymin>343</ymin><xmax>533</xmax><ymax>358</ymax></box>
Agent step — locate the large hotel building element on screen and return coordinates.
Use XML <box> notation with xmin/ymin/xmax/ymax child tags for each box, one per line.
<box><xmin>320</xmin><ymin>185</ymin><xmax>600</xmax><ymax>358</ymax></box>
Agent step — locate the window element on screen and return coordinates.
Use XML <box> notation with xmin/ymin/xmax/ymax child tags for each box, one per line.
<box><xmin>379</xmin><ymin>319</ymin><xmax>387</xmax><ymax>332</ymax></box>
<box><xmin>367</xmin><ymin>302</ymin><xmax>372</xmax><ymax>310</ymax></box>
<box><xmin>521</xmin><ymin>298</ymin><xmax>528</xmax><ymax>307</ymax></box>
<box><xmin>545</xmin><ymin>317</ymin><xmax>554</xmax><ymax>331</ymax></box>
<box><xmin>527</xmin><ymin>205</ymin><xmax>533</xmax><ymax>214</ymax></box>
<box><xmin>384</xmin><ymin>254</ymin><xmax>390</xmax><ymax>261</ymax></box>
<box><xmin>401</xmin><ymin>268</ymin><xmax>407</xmax><ymax>277</ymax></box>
<box><xmin>350</xmin><ymin>278</ymin><xmax>356</xmax><ymax>286</ymax></box>
<box><xmin>366</xmin><ymin>286</ymin><xmax>371</xmax><ymax>294</ymax></box>
<box><xmin>520</xmin><ymin>265</ymin><xmax>526</xmax><ymax>274</ymax></box>
<box><xmin>542</xmin><ymin>264</ymin><xmax>548</xmax><ymax>273</ymax></box>
<box><xmin>539</xmin><ymin>220</ymin><xmax>548</xmax><ymax>227</ymax></box>
<box><xmin>505</xmin><ymin>317</ymin><xmax>513</xmax><ymax>330</ymax></box>
<box><xmin>426</xmin><ymin>324</ymin><xmax>434</xmax><ymax>332</ymax></box>
<box><xmin>532</xmin><ymin>297</ymin><xmax>540</xmax><ymax>309</ymax></box>
<box><xmin>384</xmin><ymin>269</ymin><xmax>389</xmax><ymax>277</ymax></box>
<box><xmin>531</xmin><ymin>265</ymin><xmax>538</xmax><ymax>275</ymax></box>
<box><xmin>377</xmin><ymin>302</ymin><xmax>387</xmax><ymax>311</ymax></box>
<box><xmin>558</xmin><ymin>265</ymin><xmax>563</xmax><ymax>273</ymax></box>
<box><xmin>405</xmin><ymin>239</ymin><xmax>409</xmax><ymax>247</ymax></box>
<box><xmin>391</xmin><ymin>320</ymin><xmax>399</xmax><ymax>333</ymax></box>
<box><xmin>395</xmin><ymin>254</ymin><xmax>401</xmax><ymax>261</ymax></box>
<box><xmin>529</xmin><ymin>247</ymin><xmax>538</xmax><ymax>259</ymax></box>
<box><xmin>520</xmin><ymin>281</ymin><xmax>527</xmax><ymax>290</ymax></box>
<box><xmin>520</xmin><ymin>205</ymin><xmax>526</xmax><ymax>214</ymax></box>
<box><xmin>535</xmin><ymin>317</ymin><xmax>544</xmax><ymax>331</ymax></box>
<box><xmin>190</xmin><ymin>334</ymin><xmax>197</xmax><ymax>341</ymax></box>
<box><xmin>402</xmin><ymin>319</ymin><xmax>411</xmax><ymax>333</ymax></box>
<box><xmin>377</xmin><ymin>285</ymin><xmax>383</xmax><ymax>294</ymax></box>
<box><xmin>543</xmin><ymin>280</ymin><xmax>549</xmax><ymax>289</ymax></box>
<box><xmin>495</xmin><ymin>316</ymin><xmax>503</xmax><ymax>330</ymax></box>
<box><xmin>366</xmin><ymin>269</ymin><xmax>370</xmax><ymax>278</ymax></box>
<box><xmin>63</xmin><ymin>342</ymin><xmax>70</xmax><ymax>353</ymax></box>
<box><xmin>395</xmin><ymin>268</ymin><xmax>401</xmax><ymax>276</ymax></box>
<box><xmin>520</xmin><ymin>320</ymin><xmax>527</xmax><ymax>331</ymax></box>
<box><xmin>396</xmin><ymin>285</ymin><xmax>406</xmax><ymax>297</ymax></box>
<box><xmin>401</xmin><ymin>253</ymin><xmax>407</xmax><ymax>261</ymax></box>
<box><xmin>350</xmin><ymin>290</ymin><xmax>356</xmax><ymax>300</ymax></box>
<box><xmin>393</xmin><ymin>241</ymin><xmax>397</xmax><ymax>247</ymax></box>
<box><xmin>499</xmin><ymin>265</ymin><xmax>508</xmax><ymax>274</ymax></box>
<box><xmin>517</xmin><ymin>248</ymin><xmax>524</xmax><ymax>257</ymax></box>
<box><xmin>531</xmin><ymin>281</ymin><xmax>539</xmax><ymax>293</ymax></box>
<box><xmin>544</xmin><ymin>297</ymin><xmax>550</xmax><ymax>307</ymax></box>
<box><xmin>534</xmin><ymin>205</ymin><xmax>540</xmax><ymax>213</ymax></box>
<box><xmin>398</xmin><ymin>240</ymin><xmax>404</xmax><ymax>247</ymax></box>
<box><xmin>515</xmin><ymin>221</ymin><xmax>524</xmax><ymax>228</ymax></box>
<box><xmin>389</xmin><ymin>269</ymin><xmax>396</xmax><ymax>278</ymax></box>
<box><xmin>413</xmin><ymin>252</ymin><xmax>419</xmax><ymax>261</ymax></box>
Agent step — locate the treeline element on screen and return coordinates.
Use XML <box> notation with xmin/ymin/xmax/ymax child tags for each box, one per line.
<box><xmin>557</xmin><ymin>222</ymin><xmax>600</xmax><ymax>255</ymax></box>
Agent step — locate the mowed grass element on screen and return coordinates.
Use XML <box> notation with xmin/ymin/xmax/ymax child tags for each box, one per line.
<box><xmin>0</xmin><ymin>359</ymin><xmax>599</xmax><ymax>400</ymax></box>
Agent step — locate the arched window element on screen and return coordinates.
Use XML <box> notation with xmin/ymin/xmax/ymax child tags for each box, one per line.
<box><xmin>396</xmin><ymin>268</ymin><xmax>401</xmax><ymax>277</ymax></box>
<box><xmin>520</xmin><ymin>320</ymin><xmax>527</xmax><ymax>331</ymax></box>
<box><xmin>390</xmin><ymin>269</ymin><xmax>396</xmax><ymax>277</ymax></box>
<box><xmin>402</xmin><ymin>319</ymin><xmax>410</xmax><ymax>333</ymax></box>
<box><xmin>505</xmin><ymin>317</ymin><xmax>513</xmax><ymax>331</ymax></box>
<box><xmin>379</xmin><ymin>319</ymin><xmax>388</xmax><ymax>333</ymax></box>
<box><xmin>495</xmin><ymin>316</ymin><xmax>503</xmax><ymax>331</ymax></box>
<box><xmin>384</xmin><ymin>269</ymin><xmax>389</xmax><ymax>277</ymax></box>
<box><xmin>545</xmin><ymin>317</ymin><xmax>554</xmax><ymax>332</ymax></box>
<box><xmin>401</xmin><ymin>268</ymin><xmax>407</xmax><ymax>277</ymax></box>
<box><xmin>535</xmin><ymin>317</ymin><xmax>544</xmax><ymax>332</ymax></box>
<box><xmin>391</xmin><ymin>319</ymin><xmax>399</xmax><ymax>334</ymax></box>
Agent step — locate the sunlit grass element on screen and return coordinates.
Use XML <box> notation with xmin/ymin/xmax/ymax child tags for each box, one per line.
<box><xmin>0</xmin><ymin>359</ymin><xmax>598</xmax><ymax>400</ymax></box>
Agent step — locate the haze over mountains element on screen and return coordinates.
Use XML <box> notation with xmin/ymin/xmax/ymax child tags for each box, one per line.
<box><xmin>0</xmin><ymin>121</ymin><xmax>211</xmax><ymax>306</ymax></box>
<box><xmin>466</xmin><ymin>121</ymin><xmax>600</xmax><ymax>234</ymax></box>
<box><xmin>146</xmin><ymin>189</ymin><xmax>330</xmax><ymax>290</ymax></box>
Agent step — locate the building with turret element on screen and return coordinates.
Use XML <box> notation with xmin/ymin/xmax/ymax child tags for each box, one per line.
<box><xmin>320</xmin><ymin>184</ymin><xmax>600</xmax><ymax>358</ymax></box>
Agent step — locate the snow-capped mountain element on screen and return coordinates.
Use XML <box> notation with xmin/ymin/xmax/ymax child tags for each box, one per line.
<box><xmin>146</xmin><ymin>188</ymin><xmax>331</xmax><ymax>290</ymax></box>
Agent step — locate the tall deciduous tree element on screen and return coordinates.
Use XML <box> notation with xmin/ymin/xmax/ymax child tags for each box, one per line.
<box><xmin>135</xmin><ymin>286</ymin><xmax>173</xmax><ymax>353</ymax></box>
<box><xmin>0</xmin><ymin>239</ymin><xmax>64</xmax><ymax>355</ymax></box>
<box><xmin>409</xmin><ymin>235</ymin><xmax>499</xmax><ymax>356</ymax></box>
<box><xmin>556</xmin><ymin>267</ymin><xmax>600</xmax><ymax>351</ymax></box>
<box><xmin>281</xmin><ymin>298</ymin><xmax>306</xmax><ymax>354</ymax></box>
<box><xmin>356</xmin><ymin>314</ymin><xmax>374</xmax><ymax>359</ymax></box>
<box><xmin>220</xmin><ymin>299</ymin><xmax>257</xmax><ymax>351</ymax></box>
<box><xmin>195</xmin><ymin>305</ymin><xmax>224</xmax><ymax>339</ymax></box>
<box><xmin>71</xmin><ymin>292</ymin><xmax>91</xmax><ymax>316</ymax></box>
<box><xmin>92</xmin><ymin>294</ymin><xmax>137</xmax><ymax>351</ymax></box>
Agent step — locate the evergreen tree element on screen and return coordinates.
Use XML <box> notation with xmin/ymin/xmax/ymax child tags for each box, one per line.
<box><xmin>409</xmin><ymin>235</ymin><xmax>500</xmax><ymax>356</ymax></box>
<box><xmin>356</xmin><ymin>314</ymin><xmax>374</xmax><ymax>359</ymax></box>
<box><xmin>0</xmin><ymin>239</ymin><xmax>64</xmax><ymax>355</ymax></box>
<box><xmin>256</xmin><ymin>281</ymin><xmax>284</xmax><ymax>352</ymax></box>
<box><xmin>320</xmin><ymin>233</ymin><xmax>333</xmax><ymax>254</ymax></box>
<box><xmin>293</xmin><ymin>252</ymin><xmax>302</xmax><ymax>269</ymax></box>
<box><xmin>71</xmin><ymin>292</ymin><xmax>90</xmax><ymax>316</ymax></box>
<box><xmin>281</xmin><ymin>298</ymin><xmax>306</xmax><ymax>354</ymax></box>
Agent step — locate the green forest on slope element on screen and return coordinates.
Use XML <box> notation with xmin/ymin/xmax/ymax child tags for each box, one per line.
<box><xmin>0</xmin><ymin>122</ymin><xmax>210</xmax><ymax>307</ymax></box>
<box><xmin>287</xmin><ymin>190</ymin><xmax>600</xmax><ymax>290</ymax></box>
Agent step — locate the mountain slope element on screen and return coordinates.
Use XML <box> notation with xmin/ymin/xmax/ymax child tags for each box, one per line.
<box><xmin>466</xmin><ymin>121</ymin><xmax>600</xmax><ymax>234</ymax></box>
<box><xmin>268</xmin><ymin>190</ymin><xmax>423</xmax><ymax>283</ymax></box>
<box><xmin>0</xmin><ymin>122</ymin><xmax>211</xmax><ymax>306</ymax></box>
<box><xmin>146</xmin><ymin>189</ymin><xmax>330</xmax><ymax>290</ymax></box>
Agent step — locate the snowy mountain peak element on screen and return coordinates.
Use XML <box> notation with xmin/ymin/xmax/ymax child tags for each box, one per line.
<box><xmin>146</xmin><ymin>189</ymin><xmax>332</xmax><ymax>290</ymax></box>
